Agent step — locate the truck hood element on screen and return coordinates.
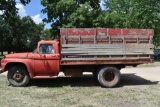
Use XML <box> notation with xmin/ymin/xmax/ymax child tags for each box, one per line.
<box><xmin>4</xmin><ymin>52</ymin><xmax>30</xmax><ymax>59</ymax></box>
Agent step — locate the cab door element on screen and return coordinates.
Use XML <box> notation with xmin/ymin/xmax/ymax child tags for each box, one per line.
<box><xmin>34</xmin><ymin>44</ymin><xmax>60</xmax><ymax>76</ymax></box>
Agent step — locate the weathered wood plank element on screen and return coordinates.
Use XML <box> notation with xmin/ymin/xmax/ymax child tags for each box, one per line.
<box><xmin>61</xmin><ymin>50</ymin><xmax>153</xmax><ymax>54</ymax></box>
<box><xmin>60</xmin><ymin>28</ymin><xmax>154</xmax><ymax>36</ymax></box>
<box><xmin>61</xmin><ymin>57</ymin><xmax>151</xmax><ymax>61</ymax></box>
<box><xmin>62</xmin><ymin>35</ymin><xmax>152</xmax><ymax>45</ymax></box>
<box><xmin>61</xmin><ymin>52</ymin><xmax>153</xmax><ymax>55</ymax></box>
<box><xmin>62</xmin><ymin>44</ymin><xmax>125</xmax><ymax>47</ymax></box>
<box><xmin>64</xmin><ymin>35</ymin><xmax>151</xmax><ymax>39</ymax></box>
<box><xmin>62</xmin><ymin>48</ymin><xmax>152</xmax><ymax>51</ymax></box>
<box><xmin>62</xmin><ymin>44</ymin><xmax>154</xmax><ymax>48</ymax></box>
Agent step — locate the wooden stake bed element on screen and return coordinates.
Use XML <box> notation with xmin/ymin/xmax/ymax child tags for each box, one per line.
<box><xmin>60</xmin><ymin>28</ymin><xmax>154</xmax><ymax>65</ymax></box>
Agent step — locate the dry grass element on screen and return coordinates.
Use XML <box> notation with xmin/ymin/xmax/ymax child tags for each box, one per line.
<box><xmin>0</xmin><ymin>74</ymin><xmax>160</xmax><ymax>107</ymax></box>
<box><xmin>0</xmin><ymin>58</ymin><xmax>160</xmax><ymax>107</ymax></box>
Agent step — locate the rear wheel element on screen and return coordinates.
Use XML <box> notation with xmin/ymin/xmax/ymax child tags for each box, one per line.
<box><xmin>7</xmin><ymin>66</ymin><xmax>30</xmax><ymax>87</ymax></box>
<box><xmin>97</xmin><ymin>66</ymin><xmax>120</xmax><ymax>88</ymax></box>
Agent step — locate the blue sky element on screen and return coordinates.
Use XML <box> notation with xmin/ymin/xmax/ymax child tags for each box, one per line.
<box><xmin>16</xmin><ymin>0</ymin><xmax>51</xmax><ymax>28</ymax></box>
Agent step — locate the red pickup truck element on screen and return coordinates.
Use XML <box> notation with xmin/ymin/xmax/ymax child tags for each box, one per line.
<box><xmin>0</xmin><ymin>28</ymin><xmax>154</xmax><ymax>88</ymax></box>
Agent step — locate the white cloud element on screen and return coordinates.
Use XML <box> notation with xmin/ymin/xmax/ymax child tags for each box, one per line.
<box><xmin>16</xmin><ymin>3</ymin><xmax>27</xmax><ymax>17</ymax></box>
<box><xmin>15</xmin><ymin>1</ymin><xmax>44</xmax><ymax>26</ymax></box>
<box><xmin>31</xmin><ymin>14</ymin><xmax>42</xmax><ymax>24</ymax></box>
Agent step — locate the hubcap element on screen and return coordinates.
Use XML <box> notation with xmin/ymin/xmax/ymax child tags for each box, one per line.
<box><xmin>104</xmin><ymin>71</ymin><xmax>115</xmax><ymax>83</ymax></box>
<box><xmin>13</xmin><ymin>71</ymin><xmax>24</xmax><ymax>82</ymax></box>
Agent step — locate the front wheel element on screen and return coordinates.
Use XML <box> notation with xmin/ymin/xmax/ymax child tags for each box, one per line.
<box><xmin>97</xmin><ymin>66</ymin><xmax>120</xmax><ymax>88</ymax></box>
<box><xmin>7</xmin><ymin>66</ymin><xmax>30</xmax><ymax>87</ymax></box>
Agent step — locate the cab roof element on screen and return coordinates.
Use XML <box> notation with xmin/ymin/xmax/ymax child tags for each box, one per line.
<box><xmin>38</xmin><ymin>40</ymin><xmax>58</xmax><ymax>44</ymax></box>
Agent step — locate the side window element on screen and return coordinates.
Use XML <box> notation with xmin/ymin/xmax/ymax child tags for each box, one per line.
<box><xmin>39</xmin><ymin>44</ymin><xmax>54</xmax><ymax>54</ymax></box>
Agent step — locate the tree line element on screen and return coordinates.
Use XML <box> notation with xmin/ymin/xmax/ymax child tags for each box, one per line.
<box><xmin>0</xmin><ymin>15</ymin><xmax>52</xmax><ymax>55</ymax></box>
<box><xmin>0</xmin><ymin>0</ymin><xmax>160</xmax><ymax>54</ymax></box>
<box><xmin>0</xmin><ymin>0</ymin><xmax>52</xmax><ymax>55</ymax></box>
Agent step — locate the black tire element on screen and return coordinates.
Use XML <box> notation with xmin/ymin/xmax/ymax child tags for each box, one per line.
<box><xmin>7</xmin><ymin>66</ymin><xmax>30</xmax><ymax>87</ymax></box>
<box><xmin>97</xmin><ymin>66</ymin><xmax>120</xmax><ymax>88</ymax></box>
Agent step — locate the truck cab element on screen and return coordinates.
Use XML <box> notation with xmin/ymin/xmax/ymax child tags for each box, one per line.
<box><xmin>0</xmin><ymin>40</ymin><xmax>60</xmax><ymax>87</ymax></box>
<box><xmin>33</xmin><ymin>40</ymin><xmax>60</xmax><ymax>77</ymax></box>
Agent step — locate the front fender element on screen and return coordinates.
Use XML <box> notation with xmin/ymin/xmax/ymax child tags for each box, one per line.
<box><xmin>4</xmin><ymin>60</ymin><xmax>34</xmax><ymax>78</ymax></box>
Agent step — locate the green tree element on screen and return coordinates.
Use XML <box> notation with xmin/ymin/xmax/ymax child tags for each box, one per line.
<box><xmin>0</xmin><ymin>0</ymin><xmax>31</xmax><ymax>53</ymax></box>
<box><xmin>11</xmin><ymin>15</ymin><xmax>27</xmax><ymax>52</ymax></box>
<box><xmin>0</xmin><ymin>15</ymin><xmax>44</xmax><ymax>53</ymax></box>
<box><xmin>11</xmin><ymin>16</ymin><xmax>44</xmax><ymax>52</ymax></box>
<box><xmin>0</xmin><ymin>0</ymin><xmax>30</xmax><ymax>21</ymax></box>
<box><xmin>104</xmin><ymin>0</ymin><xmax>160</xmax><ymax>46</ymax></box>
<box><xmin>0</xmin><ymin>16</ymin><xmax>12</xmax><ymax>55</ymax></box>
<box><xmin>41</xmin><ymin>0</ymin><xmax>101</xmax><ymax>37</ymax></box>
<box><xmin>27</xmin><ymin>23</ymin><xmax>44</xmax><ymax>51</ymax></box>
<box><xmin>41</xmin><ymin>28</ymin><xmax>52</xmax><ymax>40</ymax></box>
<box><xmin>0</xmin><ymin>0</ymin><xmax>47</xmax><ymax>53</ymax></box>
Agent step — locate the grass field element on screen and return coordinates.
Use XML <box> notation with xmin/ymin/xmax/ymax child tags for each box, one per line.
<box><xmin>0</xmin><ymin>74</ymin><xmax>160</xmax><ymax>107</ymax></box>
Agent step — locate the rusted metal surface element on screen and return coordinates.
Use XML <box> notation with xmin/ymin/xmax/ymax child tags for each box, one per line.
<box><xmin>60</xmin><ymin>28</ymin><xmax>154</xmax><ymax>37</ymax></box>
<box><xmin>60</xmin><ymin>28</ymin><xmax>154</xmax><ymax>65</ymax></box>
<box><xmin>61</xmin><ymin>59</ymin><xmax>153</xmax><ymax>65</ymax></box>
<box><xmin>64</xmin><ymin>69</ymin><xmax>83</xmax><ymax>76</ymax></box>
<box><xmin>61</xmin><ymin>35</ymin><xmax>153</xmax><ymax>44</ymax></box>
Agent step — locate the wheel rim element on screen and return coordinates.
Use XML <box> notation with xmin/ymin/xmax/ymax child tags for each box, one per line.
<box><xmin>13</xmin><ymin>71</ymin><xmax>24</xmax><ymax>83</ymax></box>
<box><xmin>104</xmin><ymin>70</ymin><xmax>116</xmax><ymax>83</ymax></box>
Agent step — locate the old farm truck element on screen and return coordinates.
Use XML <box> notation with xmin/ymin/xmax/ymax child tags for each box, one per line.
<box><xmin>0</xmin><ymin>28</ymin><xmax>154</xmax><ymax>87</ymax></box>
